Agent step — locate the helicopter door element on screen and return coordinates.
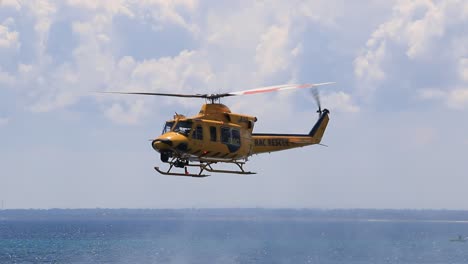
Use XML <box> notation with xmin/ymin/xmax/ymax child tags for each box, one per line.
<box><xmin>221</xmin><ymin>127</ymin><xmax>241</xmax><ymax>153</ymax></box>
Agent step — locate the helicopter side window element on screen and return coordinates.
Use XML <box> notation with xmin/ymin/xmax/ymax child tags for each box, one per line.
<box><xmin>231</xmin><ymin>129</ymin><xmax>241</xmax><ymax>146</ymax></box>
<box><xmin>221</xmin><ymin>127</ymin><xmax>230</xmax><ymax>144</ymax></box>
<box><xmin>210</xmin><ymin>126</ymin><xmax>217</xmax><ymax>142</ymax></box>
<box><xmin>162</xmin><ymin>122</ymin><xmax>174</xmax><ymax>134</ymax></box>
<box><xmin>221</xmin><ymin>127</ymin><xmax>241</xmax><ymax>146</ymax></box>
<box><xmin>192</xmin><ymin>125</ymin><xmax>203</xmax><ymax>140</ymax></box>
<box><xmin>173</xmin><ymin>120</ymin><xmax>193</xmax><ymax>135</ymax></box>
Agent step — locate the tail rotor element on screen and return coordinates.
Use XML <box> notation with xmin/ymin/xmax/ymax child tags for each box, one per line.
<box><xmin>311</xmin><ymin>88</ymin><xmax>322</xmax><ymax>119</ymax></box>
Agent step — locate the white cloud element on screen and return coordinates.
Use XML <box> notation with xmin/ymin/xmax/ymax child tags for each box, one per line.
<box><xmin>322</xmin><ymin>91</ymin><xmax>360</xmax><ymax>113</ymax></box>
<box><xmin>66</xmin><ymin>0</ymin><xmax>133</xmax><ymax>17</ymax></box>
<box><xmin>2</xmin><ymin>0</ymin><xmax>354</xmax><ymax>125</ymax></box>
<box><xmin>22</xmin><ymin>12</ymin><xmax>114</xmax><ymax>113</ymax></box>
<box><xmin>127</xmin><ymin>50</ymin><xmax>212</xmax><ymax>91</ymax></box>
<box><xmin>418</xmin><ymin>56</ymin><xmax>468</xmax><ymax>108</ymax></box>
<box><xmin>131</xmin><ymin>50</ymin><xmax>213</xmax><ymax>87</ymax></box>
<box><xmin>14</xmin><ymin>0</ymin><xmax>57</xmax><ymax>66</ymax></box>
<box><xmin>447</xmin><ymin>88</ymin><xmax>468</xmax><ymax>109</ymax></box>
<box><xmin>0</xmin><ymin>19</ymin><xmax>19</xmax><ymax>49</ymax></box>
<box><xmin>18</xmin><ymin>63</ymin><xmax>33</xmax><ymax>74</ymax></box>
<box><xmin>104</xmin><ymin>100</ymin><xmax>145</xmax><ymax>125</ymax></box>
<box><xmin>99</xmin><ymin>50</ymin><xmax>214</xmax><ymax>124</ymax></box>
<box><xmin>354</xmin><ymin>0</ymin><xmax>468</xmax><ymax>98</ymax></box>
<box><xmin>29</xmin><ymin>91</ymin><xmax>77</xmax><ymax>112</ymax></box>
<box><xmin>102</xmin><ymin>1</ymin><xmax>315</xmax><ymax>123</ymax></box>
<box><xmin>138</xmin><ymin>0</ymin><xmax>199</xmax><ymax>33</ymax></box>
<box><xmin>255</xmin><ymin>25</ymin><xmax>291</xmax><ymax>77</ymax></box>
<box><xmin>62</xmin><ymin>46</ymin><xmax>213</xmax><ymax>124</ymax></box>
<box><xmin>31</xmin><ymin>0</ymin><xmax>56</xmax><ymax>34</ymax></box>
<box><xmin>0</xmin><ymin>0</ymin><xmax>21</xmax><ymax>10</ymax></box>
<box><xmin>398</xmin><ymin>0</ymin><xmax>445</xmax><ymax>59</ymax></box>
<box><xmin>419</xmin><ymin>87</ymin><xmax>468</xmax><ymax>109</ymax></box>
<box><xmin>18</xmin><ymin>0</ymin><xmax>207</xmax><ymax>120</ymax></box>
<box><xmin>353</xmin><ymin>41</ymin><xmax>386</xmax><ymax>85</ymax></box>
<box><xmin>201</xmin><ymin>1</ymin><xmax>335</xmax><ymax>90</ymax></box>
<box><xmin>67</xmin><ymin>0</ymin><xmax>198</xmax><ymax>33</ymax></box>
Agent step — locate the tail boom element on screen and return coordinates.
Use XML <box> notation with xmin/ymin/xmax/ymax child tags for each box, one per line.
<box><xmin>251</xmin><ymin>109</ymin><xmax>329</xmax><ymax>155</ymax></box>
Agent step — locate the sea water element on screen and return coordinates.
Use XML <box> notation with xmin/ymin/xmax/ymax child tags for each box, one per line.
<box><xmin>1</xmin><ymin>210</ymin><xmax>468</xmax><ymax>263</ymax></box>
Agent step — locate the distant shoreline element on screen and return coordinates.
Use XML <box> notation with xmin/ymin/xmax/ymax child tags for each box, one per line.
<box><xmin>1</xmin><ymin>208</ymin><xmax>468</xmax><ymax>222</ymax></box>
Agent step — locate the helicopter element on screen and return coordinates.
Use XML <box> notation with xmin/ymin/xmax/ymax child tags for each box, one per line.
<box><xmin>104</xmin><ymin>82</ymin><xmax>333</xmax><ymax>177</ymax></box>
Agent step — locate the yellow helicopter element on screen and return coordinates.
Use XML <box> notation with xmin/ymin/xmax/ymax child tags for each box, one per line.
<box><xmin>105</xmin><ymin>82</ymin><xmax>333</xmax><ymax>177</ymax></box>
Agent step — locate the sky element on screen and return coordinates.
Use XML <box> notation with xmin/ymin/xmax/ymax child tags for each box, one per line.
<box><xmin>0</xmin><ymin>0</ymin><xmax>467</xmax><ymax>209</ymax></box>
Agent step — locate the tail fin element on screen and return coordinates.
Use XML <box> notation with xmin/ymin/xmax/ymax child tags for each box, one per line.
<box><xmin>309</xmin><ymin>109</ymin><xmax>330</xmax><ymax>143</ymax></box>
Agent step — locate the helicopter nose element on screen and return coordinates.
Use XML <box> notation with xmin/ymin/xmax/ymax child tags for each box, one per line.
<box><xmin>153</xmin><ymin>139</ymin><xmax>172</xmax><ymax>147</ymax></box>
<box><xmin>152</xmin><ymin>134</ymin><xmax>188</xmax><ymax>152</ymax></box>
<box><xmin>152</xmin><ymin>139</ymin><xmax>172</xmax><ymax>151</ymax></box>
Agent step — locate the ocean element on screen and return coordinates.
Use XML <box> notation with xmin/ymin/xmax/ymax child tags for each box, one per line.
<box><xmin>1</xmin><ymin>209</ymin><xmax>468</xmax><ymax>263</ymax></box>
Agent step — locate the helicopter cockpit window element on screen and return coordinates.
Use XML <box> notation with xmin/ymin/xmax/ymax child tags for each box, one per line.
<box><xmin>162</xmin><ymin>122</ymin><xmax>174</xmax><ymax>134</ymax></box>
<box><xmin>192</xmin><ymin>125</ymin><xmax>203</xmax><ymax>140</ymax></box>
<box><xmin>173</xmin><ymin>120</ymin><xmax>193</xmax><ymax>135</ymax></box>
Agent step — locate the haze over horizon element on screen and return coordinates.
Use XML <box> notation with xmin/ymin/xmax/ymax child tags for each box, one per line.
<box><xmin>1</xmin><ymin>1</ymin><xmax>467</xmax><ymax>209</ymax></box>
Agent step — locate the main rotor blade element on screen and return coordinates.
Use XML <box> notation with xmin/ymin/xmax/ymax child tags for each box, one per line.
<box><xmin>99</xmin><ymin>91</ymin><xmax>208</xmax><ymax>98</ymax></box>
<box><xmin>227</xmin><ymin>82</ymin><xmax>335</xmax><ymax>96</ymax></box>
<box><xmin>100</xmin><ymin>82</ymin><xmax>335</xmax><ymax>100</ymax></box>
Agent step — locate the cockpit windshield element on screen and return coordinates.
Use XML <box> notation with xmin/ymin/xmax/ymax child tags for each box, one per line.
<box><xmin>173</xmin><ymin>120</ymin><xmax>193</xmax><ymax>135</ymax></box>
<box><xmin>162</xmin><ymin>121</ymin><xmax>174</xmax><ymax>134</ymax></box>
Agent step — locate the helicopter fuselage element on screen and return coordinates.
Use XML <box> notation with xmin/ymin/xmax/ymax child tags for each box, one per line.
<box><xmin>152</xmin><ymin>103</ymin><xmax>255</xmax><ymax>162</ymax></box>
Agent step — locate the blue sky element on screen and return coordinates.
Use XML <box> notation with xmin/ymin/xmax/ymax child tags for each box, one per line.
<box><xmin>0</xmin><ymin>0</ymin><xmax>467</xmax><ymax>209</ymax></box>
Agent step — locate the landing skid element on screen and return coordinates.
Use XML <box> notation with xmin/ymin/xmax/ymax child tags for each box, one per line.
<box><xmin>154</xmin><ymin>159</ymin><xmax>256</xmax><ymax>177</ymax></box>
<box><xmin>202</xmin><ymin>161</ymin><xmax>256</xmax><ymax>175</ymax></box>
<box><xmin>154</xmin><ymin>166</ymin><xmax>209</xmax><ymax>177</ymax></box>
